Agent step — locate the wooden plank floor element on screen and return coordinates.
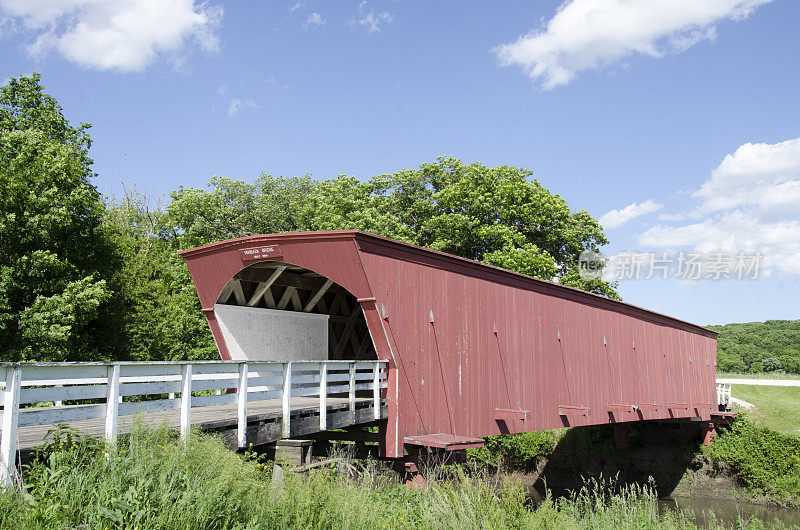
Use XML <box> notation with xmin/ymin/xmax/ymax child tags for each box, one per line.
<box><xmin>11</xmin><ymin>397</ymin><xmax>385</xmax><ymax>450</ymax></box>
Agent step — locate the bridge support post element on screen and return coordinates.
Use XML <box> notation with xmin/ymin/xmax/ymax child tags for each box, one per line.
<box><xmin>237</xmin><ymin>363</ymin><xmax>248</xmax><ymax>448</ymax></box>
<box><xmin>180</xmin><ymin>364</ymin><xmax>192</xmax><ymax>439</ymax></box>
<box><xmin>1</xmin><ymin>367</ymin><xmax>21</xmax><ymax>488</ymax></box>
<box><xmin>613</xmin><ymin>423</ymin><xmax>629</xmax><ymax>450</ymax></box>
<box><xmin>319</xmin><ymin>362</ymin><xmax>327</xmax><ymax>431</ymax></box>
<box><xmin>700</xmin><ymin>421</ymin><xmax>716</xmax><ymax>445</ymax></box>
<box><xmin>348</xmin><ymin>363</ymin><xmax>356</xmax><ymax>424</ymax></box>
<box><xmin>372</xmin><ymin>364</ymin><xmax>380</xmax><ymax>420</ymax></box>
<box><xmin>282</xmin><ymin>363</ymin><xmax>292</xmax><ymax>438</ymax></box>
<box><xmin>105</xmin><ymin>364</ymin><xmax>120</xmax><ymax>445</ymax></box>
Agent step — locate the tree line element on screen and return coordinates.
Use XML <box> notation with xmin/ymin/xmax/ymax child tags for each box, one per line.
<box><xmin>711</xmin><ymin>319</ymin><xmax>800</xmax><ymax>374</ymax></box>
<box><xmin>1</xmin><ymin>74</ymin><xmax>617</xmax><ymax>362</ymax></box>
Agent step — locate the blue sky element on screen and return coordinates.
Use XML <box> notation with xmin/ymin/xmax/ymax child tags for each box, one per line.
<box><xmin>1</xmin><ymin>0</ymin><xmax>798</xmax><ymax>326</ymax></box>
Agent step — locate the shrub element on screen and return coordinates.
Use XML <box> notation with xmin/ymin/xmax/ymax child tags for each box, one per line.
<box><xmin>704</xmin><ymin>415</ymin><xmax>800</xmax><ymax>503</ymax></box>
<box><xmin>762</xmin><ymin>358</ymin><xmax>783</xmax><ymax>372</ymax></box>
<box><xmin>468</xmin><ymin>429</ymin><xmax>565</xmax><ymax>469</ymax></box>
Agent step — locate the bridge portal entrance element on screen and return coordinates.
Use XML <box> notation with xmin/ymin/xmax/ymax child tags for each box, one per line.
<box><xmin>213</xmin><ymin>261</ymin><xmax>376</xmax><ymax>363</ymax></box>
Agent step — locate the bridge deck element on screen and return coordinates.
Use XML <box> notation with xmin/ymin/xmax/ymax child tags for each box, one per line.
<box><xmin>13</xmin><ymin>396</ymin><xmax>387</xmax><ymax>451</ymax></box>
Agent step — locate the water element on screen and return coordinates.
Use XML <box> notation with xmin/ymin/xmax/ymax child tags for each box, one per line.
<box><xmin>659</xmin><ymin>496</ymin><xmax>800</xmax><ymax>528</ymax></box>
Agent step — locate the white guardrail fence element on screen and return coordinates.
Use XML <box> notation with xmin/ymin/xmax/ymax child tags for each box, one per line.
<box><xmin>0</xmin><ymin>360</ymin><xmax>388</xmax><ymax>486</ymax></box>
<box><xmin>716</xmin><ymin>382</ymin><xmax>732</xmax><ymax>409</ymax></box>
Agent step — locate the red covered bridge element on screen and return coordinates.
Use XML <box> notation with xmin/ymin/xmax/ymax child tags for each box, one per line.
<box><xmin>180</xmin><ymin>230</ymin><xmax>721</xmax><ymax>459</ymax></box>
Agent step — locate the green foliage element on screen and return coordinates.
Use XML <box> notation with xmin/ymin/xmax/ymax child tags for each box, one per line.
<box><xmin>18</xmin><ymin>276</ymin><xmax>111</xmax><ymax>361</ymax></box>
<box><xmin>704</xmin><ymin>415</ymin><xmax>800</xmax><ymax>503</ymax></box>
<box><xmin>7</xmin><ymin>423</ymin><xmax>271</xmax><ymax>528</ymax></box>
<box><xmin>710</xmin><ymin>320</ymin><xmax>800</xmax><ymax>374</ymax></box>
<box><xmin>0</xmin><ymin>426</ymin><xmax>746</xmax><ymax>529</ymax></box>
<box><xmin>165</xmin><ymin>175</ymin><xmax>318</xmax><ymax>248</ymax></box>
<box><xmin>0</xmin><ymin>74</ymin><xmax>118</xmax><ymax>361</ymax></box>
<box><xmin>469</xmin><ymin>429</ymin><xmax>566</xmax><ymax>469</ymax></box>
<box><xmin>103</xmin><ymin>189</ymin><xmax>216</xmax><ymax>361</ymax></box>
<box><xmin>168</xmin><ymin>157</ymin><xmax>619</xmax><ymax>298</ymax></box>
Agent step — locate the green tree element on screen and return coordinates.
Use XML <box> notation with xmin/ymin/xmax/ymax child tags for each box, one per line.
<box><xmin>103</xmin><ymin>188</ymin><xmax>216</xmax><ymax>361</ymax></box>
<box><xmin>167</xmin><ymin>157</ymin><xmax>619</xmax><ymax>298</ymax></box>
<box><xmin>0</xmin><ymin>74</ymin><xmax>116</xmax><ymax>361</ymax></box>
<box><xmin>378</xmin><ymin>157</ymin><xmax>617</xmax><ymax>296</ymax></box>
<box><xmin>166</xmin><ymin>175</ymin><xmax>317</xmax><ymax>248</ymax></box>
<box><xmin>710</xmin><ymin>319</ymin><xmax>800</xmax><ymax>374</ymax></box>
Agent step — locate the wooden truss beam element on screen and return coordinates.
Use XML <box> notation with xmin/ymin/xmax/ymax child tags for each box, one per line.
<box><xmin>333</xmin><ymin>306</ymin><xmax>363</xmax><ymax>358</ymax></box>
<box><xmin>232</xmin><ymin>280</ymin><xmax>246</xmax><ymax>305</ymax></box>
<box><xmin>263</xmin><ymin>288</ymin><xmax>276</xmax><ymax>309</ymax></box>
<box><xmin>356</xmin><ymin>331</ymin><xmax>373</xmax><ymax>358</ymax></box>
<box><xmin>246</xmin><ymin>266</ymin><xmax>287</xmax><ymax>307</ymax></box>
<box><xmin>277</xmin><ymin>286</ymin><xmax>302</xmax><ymax>311</ymax></box>
<box><xmin>303</xmin><ymin>279</ymin><xmax>333</xmax><ymax>312</ymax></box>
<box><xmin>217</xmin><ymin>282</ymin><xmax>235</xmax><ymax>304</ymax></box>
<box><xmin>235</xmin><ymin>269</ymin><xmax>334</xmax><ymax>293</ymax></box>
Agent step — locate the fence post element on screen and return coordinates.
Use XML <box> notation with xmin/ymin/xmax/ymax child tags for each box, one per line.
<box><xmin>1</xmin><ymin>366</ymin><xmax>21</xmax><ymax>488</ymax></box>
<box><xmin>105</xmin><ymin>364</ymin><xmax>121</xmax><ymax>444</ymax></box>
<box><xmin>180</xmin><ymin>364</ymin><xmax>192</xmax><ymax>439</ymax></box>
<box><xmin>237</xmin><ymin>363</ymin><xmax>248</xmax><ymax>448</ymax></box>
<box><xmin>348</xmin><ymin>363</ymin><xmax>356</xmax><ymax>424</ymax></box>
<box><xmin>319</xmin><ymin>362</ymin><xmax>327</xmax><ymax>431</ymax></box>
<box><xmin>373</xmin><ymin>363</ymin><xmax>380</xmax><ymax>420</ymax></box>
<box><xmin>282</xmin><ymin>362</ymin><xmax>291</xmax><ymax>438</ymax></box>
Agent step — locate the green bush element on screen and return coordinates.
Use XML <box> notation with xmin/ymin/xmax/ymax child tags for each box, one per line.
<box><xmin>704</xmin><ymin>415</ymin><xmax>800</xmax><ymax>503</ymax></box>
<box><xmin>468</xmin><ymin>429</ymin><xmax>566</xmax><ymax>469</ymax></box>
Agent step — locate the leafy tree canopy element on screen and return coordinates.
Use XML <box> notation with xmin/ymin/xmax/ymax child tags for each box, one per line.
<box><xmin>103</xmin><ymin>190</ymin><xmax>217</xmax><ymax>361</ymax></box>
<box><xmin>167</xmin><ymin>158</ymin><xmax>619</xmax><ymax>298</ymax></box>
<box><xmin>710</xmin><ymin>319</ymin><xmax>800</xmax><ymax>374</ymax></box>
<box><xmin>0</xmin><ymin>74</ymin><xmax>114</xmax><ymax>360</ymax></box>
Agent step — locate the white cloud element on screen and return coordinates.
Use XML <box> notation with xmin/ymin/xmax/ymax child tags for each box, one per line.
<box><xmin>494</xmin><ymin>0</ymin><xmax>773</xmax><ymax>89</ymax></box>
<box><xmin>0</xmin><ymin>0</ymin><xmax>222</xmax><ymax>72</ymax></box>
<box><xmin>288</xmin><ymin>1</ymin><xmax>303</xmax><ymax>14</ymax></box>
<box><xmin>355</xmin><ymin>1</ymin><xmax>392</xmax><ymax>34</ymax></box>
<box><xmin>694</xmin><ymin>137</ymin><xmax>800</xmax><ymax>213</ymax></box>
<box><xmin>657</xmin><ymin>213</ymin><xmax>685</xmax><ymax>222</ymax></box>
<box><xmin>599</xmin><ymin>199</ymin><xmax>663</xmax><ymax>229</ymax></box>
<box><xmin>638</xmin><ymin>137</ymin><xmax>800</xmax><ymax>276</ymax></box>
<box><xmin>303</xmin><ymin>12</ymin><xmax>325</xmax><ymax>29</ymax></box>
<box><xmin>227</xmin><ymin>97</ymin><xmax>258</xmax><ymax>117</ymax></box>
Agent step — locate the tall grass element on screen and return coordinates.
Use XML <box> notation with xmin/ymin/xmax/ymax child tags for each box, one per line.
<box><xmin>0</xmin><ymin>423</ymin><xmax>787</xmax><ymax>529</ymax></box>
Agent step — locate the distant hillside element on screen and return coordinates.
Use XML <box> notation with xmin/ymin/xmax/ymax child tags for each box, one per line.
<box><xmin>709</xmin><ymin>320</ymin><xmax>800</xmax><ymax>374</ymax></box>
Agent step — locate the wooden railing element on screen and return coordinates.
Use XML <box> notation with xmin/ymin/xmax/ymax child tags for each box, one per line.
<box><xmin>716</xmin><ymin>382</ymin><xmax>731</xmax><ymax>409</ymax></box>
<box><xmin>0</xmin><ymin>360</ymin><xmax>388</xmax><ymax>486</ymax></box>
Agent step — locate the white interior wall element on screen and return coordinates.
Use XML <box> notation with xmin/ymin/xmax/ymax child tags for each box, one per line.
<box><xmin>214</xmin><ymin>304</ymin><xmax>329</xmax><ymax>361</ymax></box>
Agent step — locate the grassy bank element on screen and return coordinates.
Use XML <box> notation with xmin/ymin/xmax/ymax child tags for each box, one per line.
<box><xmin>719</xmin><ymin>373</ymin><xmax>800</xmax><ymax>380</ymax></box>
<box><xmin>0</xmin><ymin>424</ymin><xmax>784</xmax><ymax>529</ymax></box>
<box><xmin>703</xmin><ymin>415</ymin><xmax>800</xmax><ymax>505</ymax></box>
<box><xmin>731</xmin><ymin>385</ymin><xmax>800</xmax><ymax>434</ymax></box>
